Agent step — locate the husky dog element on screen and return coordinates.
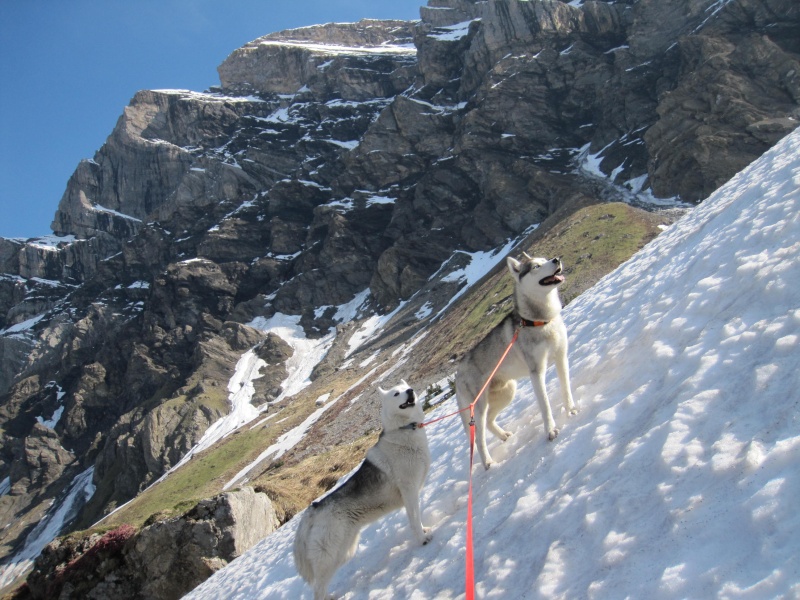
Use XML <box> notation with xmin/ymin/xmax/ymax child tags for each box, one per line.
<box><xmin>293</xmin><ymin>381</ymin><xmax>432</xmax><ymax>600</ymax></box>
<box><xmin>456</xmin><ymin>255</ymin><xmax>577</xmax><ymax>469</ymax></box>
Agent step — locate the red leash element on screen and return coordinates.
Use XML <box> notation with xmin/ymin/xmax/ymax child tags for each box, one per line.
<box><xmin>415</xmin><ymin>328</ymin><xmax>521</xmax><ymax>600</ymax></box>
<box><xmin>466</xmin><ymin>408</ymin><xmax>476</xmax><ymax>600</ymax></box>
<box><xmin>464</xmin><ymin>328</ymin><xmax>519</xmax><ymax>600</ymax></box>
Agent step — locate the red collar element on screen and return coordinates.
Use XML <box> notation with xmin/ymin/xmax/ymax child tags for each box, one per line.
<box><xmin>519</xmin><ymin>318</ymin><xmax>548</xmax><ymax>328</ymax></box>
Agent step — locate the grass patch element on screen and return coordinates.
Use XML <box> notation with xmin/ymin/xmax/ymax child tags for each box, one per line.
<box><xmin>526</xmin><ymin>202</ymin><xmax>663</xmax><ymax>303</ymax></box>
<box><xmin>101</xmin><ymin>392</ymin><xmax>315</xmax><ymax>528</ymax></box>
<box><xmin>252</xmin><ymin>434</ymin><xmax>378</xmax><ymax>523</ymax></box>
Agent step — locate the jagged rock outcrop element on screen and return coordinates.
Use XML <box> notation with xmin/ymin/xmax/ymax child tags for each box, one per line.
<box><xmin>645</xmin><ymin>31</ymin><xmax>800</xmax><ymax>199</ymax></box>
<box><xmin>23</xmin><ymin>487</ymin><xmax>278</xmax><ymax>600</ymax></box>
<box><xmin>10</xmin><ymin>424</ymin><xmax>75</xmax><ymax>494</ymax></box>
<box><xmin>1</xmin><ymin>2</ymin><xmax>798</xmax><ymax>594</ymax></box>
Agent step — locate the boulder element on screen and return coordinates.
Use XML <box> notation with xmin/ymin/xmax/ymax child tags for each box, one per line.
<box><xmin>24</xmin><ymin>488</ymin><xmax>278</xmax><ymax>600</ymax></box>
<box><xmin>128</xmin><ymin>487</ymin><xmax>278</xmax><ymax>600</ymax></box>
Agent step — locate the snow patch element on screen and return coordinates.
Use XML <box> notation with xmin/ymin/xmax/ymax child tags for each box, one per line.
<box><xmin>0</xmin><ymin>467</ymin><xmax>95</xmax><ymax>590</ymax></box>
<box><xmin>36</xmin><ymin>405</ymin><xmax>64</xmax><ymax>430</ymax></box>
<box><xmin>223</xmin><ymin>399</ymin><xmax>339</xmax><ymax>491</ymax></box>
<box><xmin>1</xmin><ymin>313</ymin><xmax>46</xmax><ymax>337</ymax></box>
<box><xmin>256</xmin><ymin>40</ymin><xmax>416</xmax><ymax>56</ymax></box>
<box><xmin>166</xmin><ymin>349</ymin><xmax>265</xmax><ymax>475</ymax></box>
<box><xmin>248</xmin><ymin>313</ymin><xmax>336</xmax><ymax>404</ymax></box>
<box><xmin>27</xmin><ymin>235</ymin><xmax>77</xmax><ymax>250</ymax></box>
<box><xmin>428</xmin><ymin>20</ymin><xmax>478</xmax><ymax>41</ymax></box>
<box><xmin>91</xmin><ymin>204</ymin><xmax>142</xmax><ymax>222</ymax></box>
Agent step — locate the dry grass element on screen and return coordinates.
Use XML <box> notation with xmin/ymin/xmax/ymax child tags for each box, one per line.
<box><xmin>252</xmin><ymin>434</ymin><xmax>378</xmax><ymax>523</ymax></box>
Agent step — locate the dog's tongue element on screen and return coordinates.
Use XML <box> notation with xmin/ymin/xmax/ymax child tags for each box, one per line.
<box><xmin>542</xmin><ymin>274</ymin><xmax>565</xmax><ymax>285</ymax></box>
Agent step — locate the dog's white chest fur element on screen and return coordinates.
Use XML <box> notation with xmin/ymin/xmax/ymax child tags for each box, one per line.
<box><xmin>369</xmin><ymin>429</ymin><xmax>431</xmax><ymax>490</ymax></box>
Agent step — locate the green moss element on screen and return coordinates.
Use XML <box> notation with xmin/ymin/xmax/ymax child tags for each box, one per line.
<box><xmin>101</xmin><ymin>425</ymin><xmax>261</xmax><ymax>527</ymax></box>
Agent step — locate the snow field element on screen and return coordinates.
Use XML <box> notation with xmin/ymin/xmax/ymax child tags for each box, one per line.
<box><xmin>185</xmin><ymin>130</ymin><xmax>800</xmax><ymax>599</ymax></box>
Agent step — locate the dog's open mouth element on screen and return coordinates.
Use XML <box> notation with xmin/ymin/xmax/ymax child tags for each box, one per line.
<box><xmin>399</xmin><ymin>390</ymin><xmax>416</xmax><ymax>409</ymax></box>
<box><xmin>539</xmin><ymin>267</ymin><xmax>565</xmax><ymax>286</ymax></box>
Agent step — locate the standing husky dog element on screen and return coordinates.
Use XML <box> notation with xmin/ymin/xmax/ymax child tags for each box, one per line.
<box><xmin>456</xmin><ymin>255</ymin><xmax>577</xmax><ymax>469</ymax></box>
<box><xmin>293</xmin><ymin>381</ymin><xmax>431</xmax><ymax>600</ymax></box>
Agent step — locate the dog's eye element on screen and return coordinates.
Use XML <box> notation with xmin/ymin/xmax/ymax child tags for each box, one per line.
<box><xmin>394</xmin><ymin>392</ymin><xmax>399</xmax><ymax>397</ymax></box>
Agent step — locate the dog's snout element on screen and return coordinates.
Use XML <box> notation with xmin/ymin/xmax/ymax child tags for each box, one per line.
<box><xmin>398</xmin><ymin>388</ymin><xmax>417</xmax><ymax>409</ymax></box>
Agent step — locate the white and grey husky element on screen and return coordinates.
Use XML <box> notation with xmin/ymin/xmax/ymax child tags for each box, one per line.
<box><xmin>293</xmin><ymin>381</ymin><xmax>432</xmax><ymax>600</ymax></box>
<box><xmin>456</xmin><ymin>255</ymin><xmax>577</xmax><ymax>469</ymax></box>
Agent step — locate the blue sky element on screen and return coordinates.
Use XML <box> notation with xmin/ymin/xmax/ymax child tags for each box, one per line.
<box><xmin>0</xmin><ymin>0</ymin><xmax>428</xmax><ymax>239</ymax></box>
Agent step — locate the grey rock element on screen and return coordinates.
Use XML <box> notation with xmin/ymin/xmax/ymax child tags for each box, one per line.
<box><xmin>25</xmin><ymin>488</ymin><xmax>277</xmax><ymax>600</ymax></box>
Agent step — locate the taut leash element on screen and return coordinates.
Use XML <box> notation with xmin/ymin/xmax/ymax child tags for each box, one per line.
<box><xmin>401</xmin><ymin>318</ymin><xmax>546</xmax><ymax>599</ymax></box>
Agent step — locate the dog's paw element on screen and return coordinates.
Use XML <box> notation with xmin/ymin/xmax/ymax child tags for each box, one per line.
<box><xmin>499</xmin><ymin>430</ymin><xmax>513</xmax><ymax>442</ymax></box>
<box><xmin>483</xmin><ymin>459</ymin><xmax>495</xmax><ymax>470</ymax></box>
<box><xmin>417</xmin><ymin>527</ymin><xmax>433</xmax><ymax>545</ymax></box>
<box><xmin>548</xmin><ymin>428</ymin><xmax>559</xmax><ymax>441</ymax></box>
<box><xmin>568</xmin><ymin>407</ymin><xmax>579</xmax><ymax>417</ymax></box>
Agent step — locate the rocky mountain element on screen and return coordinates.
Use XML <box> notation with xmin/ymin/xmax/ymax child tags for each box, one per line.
<box><xmin>1</xmin><ymin>0</ymin><xmax>797</xmax><ymax>596</ymax></box>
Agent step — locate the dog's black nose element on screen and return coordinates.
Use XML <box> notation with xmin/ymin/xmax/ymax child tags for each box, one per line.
<box><xmin>552</xmin><ymin>257</ymin><xmax>560</xmax><ymax>264</ymax></box>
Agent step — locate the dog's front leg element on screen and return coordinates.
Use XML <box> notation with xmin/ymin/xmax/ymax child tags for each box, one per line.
<box><xmin>473</xmin><ymin>400</ymin><xmax>496</xmax><ymax>469</ymax></box>
<box><xmin>555</xmin><ymin>346</ymin><xmax>577</xmax><ymax>416</ymax></box>
<box><xmin>400</xmin><ymin>488</ymin><xmax>432</xmax><ymax>545</ymax></box>
<box><xmin>531</xmin><ymin>368</ymin><xmax>558</xmax><ymax>440</ymax></box>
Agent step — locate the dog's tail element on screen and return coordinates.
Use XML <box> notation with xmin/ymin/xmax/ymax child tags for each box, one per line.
<box><xmin>293</xmin><ymin>508</ymin><xmax>316</xmax><ymax>584</ymax></box>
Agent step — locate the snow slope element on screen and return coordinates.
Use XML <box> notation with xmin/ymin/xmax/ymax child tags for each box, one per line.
<box><xmin>185</xmin><ymin>128</ymin><xmax>800</xmax><ymax>599</ymax></box>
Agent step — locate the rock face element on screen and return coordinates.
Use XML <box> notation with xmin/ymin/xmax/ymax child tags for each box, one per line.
<box><xmin>1</xmin><ymin>2</ymin><xmax>798</xmax><ymax>595</ymax></box>
<box><xmin>24</xmin><ymin>488</ymin><xmax>278</xmax><ymax>600</ymax></box>
<box><xmin>218</xmin><ymin>20</ymin><xmax>418</xmax><ymax>97</ymax></box>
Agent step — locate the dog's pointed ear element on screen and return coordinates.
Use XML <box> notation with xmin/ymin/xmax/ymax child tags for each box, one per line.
<box><xmin>377</xmin><ymin>386</ymin><xmax>388</xmax><ymax>395</ymax></box>
<box><xmin>400</xmin><ymin>379</ymin><xmax>409</xmax><ymax>388</ymax></box>
<box><xmin>522</xmin><ymin>251</ymin><xmax>533</xmax><ymax>260</ymax></box>
<box><xmin>507</xmin><ymin>256</ymin><xmax>522</xmax><ymax>277</ymax></box>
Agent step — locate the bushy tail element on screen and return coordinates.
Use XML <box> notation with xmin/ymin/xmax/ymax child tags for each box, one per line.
<box><xmin>293</xmin><ymin>510</ymin><xmax>316</xmax><ymax>584</ymax></box>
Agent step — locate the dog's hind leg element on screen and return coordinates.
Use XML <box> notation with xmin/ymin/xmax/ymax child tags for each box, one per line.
<box><xmin>309</xmin><ymin>553</ymin><xmax>336</xmax><ymax>600</ymax></box>
<box><xmin>309</xmin><ymin>520</ymin><xmax>360</xmax><ymax>600</ymax></box>
<box><xmin>487</xmin><ymin>379</ymin><xmax>516</xmax><ymax>442</ymax></box>
<box><xmin>312</xmin><ymin>579</ymin><xmax>334</xmax><ymax>600</ymax></box>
